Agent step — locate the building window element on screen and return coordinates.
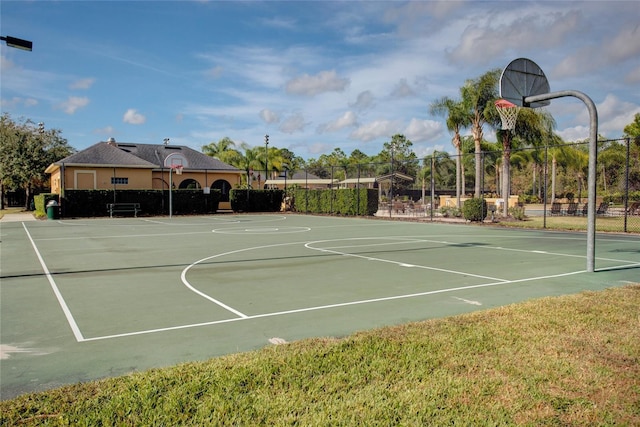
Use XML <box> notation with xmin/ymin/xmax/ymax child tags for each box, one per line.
<box><xmin>111</xmin><ymin>177</ymin><xmax>129</xmax><ymax>185</ymax></box>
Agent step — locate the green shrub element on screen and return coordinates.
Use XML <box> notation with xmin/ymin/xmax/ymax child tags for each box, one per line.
<box><xmin>291</xmin><ymin>188</ymin><xmax>377</xmax><ymax>215</ymax></box>
<box><xmin>230</xmin><ymin>189</ymin><xmax>284</xmax><ymax>212</ymax></box>
<box><xmin>462</xmin><ymin>198</ymin><xmax>487</xmax><ymax>222</ymax></box>
<box><xmin>509</xmin><ymin>205</ymin><xmax>526</xmax><ymax>220</ymax></box>
<box><xmin>439</xmin><ymin>206</ymin><xmax>461</xmax><ymax>218</ymax></box>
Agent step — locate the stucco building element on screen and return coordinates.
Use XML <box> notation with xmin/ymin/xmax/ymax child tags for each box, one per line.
<box><xmin>45</xmin><ymin>138</ymin><xmax>243</xmax><ymax>210</ymax></box>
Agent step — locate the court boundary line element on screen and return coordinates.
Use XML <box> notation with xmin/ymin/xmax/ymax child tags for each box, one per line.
<box><xmin>22</xmin><ymin>223</ymin><xmax>84</xmax><ymax>342</ymax></box>
<box><xmin>20</xmin><ymin>219</ymin><xmax>639</xmax><ymax>344</ymax></box>
<box><xmin>82</xmin><ymin>268</ymin><xmax>591</xmax><ymax>342</ymax></box>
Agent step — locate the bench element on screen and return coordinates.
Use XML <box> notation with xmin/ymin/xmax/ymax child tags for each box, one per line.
<box><xmin>107</xmin><ymin>203</ymin><xmax>141</xmax><ymax>218</ymax></box>
<box><xmin>549</xmin><ymin>202</ymin><xmax>563</xmax><ymax>216</ymax></box>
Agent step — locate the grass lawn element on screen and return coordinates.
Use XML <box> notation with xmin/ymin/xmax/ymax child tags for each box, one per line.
<box><xmin>2</xmin><ymin>285</ymin><xmax>638</xmax><ymax>425</ymax></box>
<box><xmin>500</xmin><ymin>213</ymin><xmax>639</xmax><ymax>233</ymax></box>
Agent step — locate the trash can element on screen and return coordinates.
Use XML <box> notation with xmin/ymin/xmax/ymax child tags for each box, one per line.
<box><xmin>46</xmin><ymin>200</ymin><xmax>59</xmax><ymax>220</ymax></box>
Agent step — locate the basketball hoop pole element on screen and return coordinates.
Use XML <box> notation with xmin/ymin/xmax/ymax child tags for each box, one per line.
<box><xmin>525</xmin><ymin>90</ymin><xmax>598</xmax><ymax>272</ymax></box>
<box><xmin>169</xmin><ymin>166</ymin><xmax>174</xmax><ymax>219</ymax></box>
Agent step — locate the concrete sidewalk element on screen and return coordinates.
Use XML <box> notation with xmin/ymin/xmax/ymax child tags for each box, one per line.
<box><xmin>0</xmin><ymin>212</ymin><xmax>37</xmax><ymax>222</ymax></box>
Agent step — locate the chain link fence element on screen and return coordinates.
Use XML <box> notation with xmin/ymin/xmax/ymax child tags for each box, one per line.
<box><xmin>277</xmin><ymin>138</ymin><xmax>639</xmax><ymax>233</ymax></box>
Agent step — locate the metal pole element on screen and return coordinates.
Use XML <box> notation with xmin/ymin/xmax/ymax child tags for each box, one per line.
<box><xmin>389</xmin><ymin>146</ymin><xmax>394</xmax><ymax>218</ymax></box>
<box><xmin>543</xmin><ymin>143</ymin><xmax>548</xmax><ymax>229</ymax></box>
<box><xmin>264</xmin><ymin>134</ymin><xmax>269</xmax><ymax>188</ymax></box>
<box><xmin>525</xmin><ymin>90</ymin><xmax>598</xmax><ymax>272</ymax></box>
<box><xmin>357</xmin><ymin>164</ymin><xmax>361</xmax><ymax>216</ymax></box>
<box><xmin>624</xmin><ymin>138</ymin><xmax>630</xmax><ymax>232</ymax></box>
<box><xmin>430</xmin><ymin>155</ymin><xmax>435</xmax><ymax>221</ymax></box>
<box><xmin>169</xmin><ymin>168</ymin><xmax>173</xmax><ymax>219</ymax></box>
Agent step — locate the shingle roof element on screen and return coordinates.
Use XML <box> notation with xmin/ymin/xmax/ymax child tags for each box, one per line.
<box><xmin>53</xmin><ymin>142</ymin><xmax>157</xmax><ymax>168</ymax></box>
<box><xmin>50</xmin><ymin>141</ymin><xmax>240</xmax><ymax>171</ymax></box>
<box><xmin>115</xmin><ymin>143</ymin><xmax>239</xmax><ymax>171</ymax></box>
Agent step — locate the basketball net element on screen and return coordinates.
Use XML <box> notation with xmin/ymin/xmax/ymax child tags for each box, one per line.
<box><xmin>495</xmin><ymin>99</ymin><xmax>520</xmax><ymax>131</ymax></box>
<box><xmin>171</xmin><ymin>165</ymin><xmax>183</xmax><ymax>175</ymax></box>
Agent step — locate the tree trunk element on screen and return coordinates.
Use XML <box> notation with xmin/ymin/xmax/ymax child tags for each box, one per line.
<box><xmin>475</xmin><ymin>147</ymin><xmax>482</xmax><ymax>198</ymax></box>
<box><xmin>472</xmin><ymin>123</ymin><xmax>483</xmax><ymax>198</ymax></box>
<box><xmin>551</xmin><ymin>156</ymin><xmax>557</xmax><ymax>204</ymax></box>
<box><xmin>455</xmin><ymin>148</ymin><xmax>461</xmax><ymax>207</ymax></box>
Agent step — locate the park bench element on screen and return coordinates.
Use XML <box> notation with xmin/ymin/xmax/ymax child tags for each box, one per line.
<box><xmin>549</xmin><ymin>202</ymin><xmax>563</xmax><ymax>216</ymax></box>
<box><xmin>581</xmin><ymin>203</ymin><xmax>589</xmax><ymax>216</ymax></box>
<box><xmin>596</xmin><ymin>202</ymin><xmax>609</xmax><ymax>216</ymax></box>
<box><xmin>566</xmin><ymin>202</ymin><xmax>578</xmax><ymax>216</ymax></box>
<box><xmin>107</xmin><ymin>202</ymin><xmax>141</xmax><ymax>218</ymax></box>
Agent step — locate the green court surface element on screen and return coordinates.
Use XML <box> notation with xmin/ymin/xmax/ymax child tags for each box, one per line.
<box><xmin>1</xmin><ymin>214</ymin><xmax>639</xmax><ymax>399</ymax></box>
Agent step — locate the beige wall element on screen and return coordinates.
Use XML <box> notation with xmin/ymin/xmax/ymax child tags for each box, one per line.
<box><xmin>49</xmin><ymin>166</ymin><xmax>243</xmax><ymax>210</ymax></box>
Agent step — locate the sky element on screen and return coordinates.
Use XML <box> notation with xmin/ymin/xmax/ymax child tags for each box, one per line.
<box><xmin>1</xmin><ymin>1</ymin><xmax>639</xmax><ymax>160</ymax></box>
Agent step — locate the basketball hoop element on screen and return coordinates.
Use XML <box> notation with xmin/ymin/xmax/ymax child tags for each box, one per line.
<box><xmin>171</xmin><ymin>165</ymin><xmax>183</xmax><ymax>175</ymax></box>
<box><xmin>495</xmin><ymin>99</ymin><xmax>520</xmax><ymax>131</ymax></box>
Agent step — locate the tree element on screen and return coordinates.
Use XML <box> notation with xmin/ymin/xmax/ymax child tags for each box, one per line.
<box><xmin>563</xmin><ymin>143</ymin><xmax>590</xmax><ymax>201</ymax></box>
<box><xmin>622</xmin><ymin>113</ymin><xmax>640</xmax><ymax>191</ymax></box>
<box><xmin>460</xmin><ymin>69</ymin><xmax>501</xmax><ymax>197</ymax></box>
<box><xmin>430</xmin><ymin>96</ymin><xmax>470</xmax><ymax>207</ymax></box>
<box><xmin>0</xmin><ymin>114</ymin><xmax>75</xmax><ymax>209</ymax></box>
<box><xmin>377</xmin><ymin>134</ymin><xmax>418</xmax><ymax>197</ymax></box>
<box><xmin>202</xmin><ymin>137</ymin><xmax>239</xmax><ymax>164</ymax></box>
<box><xmin>623</xmin><ymin>113</ymin><xmax>640</xmax><ymax>140</ymax></box>
<box><xmin>224</xmin><ymin>143</ymin><xmax>263</xmax><ymax>188</ymax></box>
<box><xmin>494</xmin><ymin>107</ymin><xmax>555</xmax><ymax>215</ymax></box>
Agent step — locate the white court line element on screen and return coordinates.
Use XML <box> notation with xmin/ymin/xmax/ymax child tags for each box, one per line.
<box><xmin>23</xmin><ymin>224</ymin><xmax>636</xmax><ymax>343</ymax></box>
<box><xmin>22</xmin><ymin>224</ymin><xmax>85</xmax><ymax>342</ymax></box>
<box><xmin>304</xmin><ymin>238</ymin><xmax>509</xmax><ymax>282</ymax></box>
<box><xmin>82</xmin><ymin>268</ymin><xmax>589</xmax><ymax>342</ymax></box>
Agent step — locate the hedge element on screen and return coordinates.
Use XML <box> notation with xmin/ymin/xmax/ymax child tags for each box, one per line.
<box><xmin>36</xmin><ymin>189</ymin><xmax>220</xmax><ymax>218</ymax></box>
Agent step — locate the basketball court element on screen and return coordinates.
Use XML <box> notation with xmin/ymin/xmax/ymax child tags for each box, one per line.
<box><xmin>1</xmin><ymin>213</ymin><xmax>638</xmax><ymax>399</ymax></box>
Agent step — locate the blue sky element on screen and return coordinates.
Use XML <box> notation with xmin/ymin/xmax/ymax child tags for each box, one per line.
<box><xmin>2</xmin><ymin>1</ymin><xmax>639</xmax><ymax>159</ymax></box>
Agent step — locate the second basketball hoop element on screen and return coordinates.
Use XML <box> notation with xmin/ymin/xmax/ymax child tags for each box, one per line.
<box><xmin>495</xmin><ymin>99</ymin><xmax>520</xmax><ymax>131</ymax></box>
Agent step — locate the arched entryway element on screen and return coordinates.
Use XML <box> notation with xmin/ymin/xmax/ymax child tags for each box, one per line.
<box><xmin>212</xmin><ymin>179</ymin><xmax>231</xmax><ymax>202</ymax></box>
<box><xmin>179</xmin><ymin>179</ymin><xmax>201</xmax><ymax>190</ymax></box>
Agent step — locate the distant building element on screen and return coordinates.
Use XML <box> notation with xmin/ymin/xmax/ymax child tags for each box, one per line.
<box><xmin>45</xmin><ymin>139</ymin><xmax>243</xmax><ymax>210</ymax></box>
<box><xmin>265</xmin><ymin>171</ymin><xmax>337</xmax><ymax>189</ymax></box>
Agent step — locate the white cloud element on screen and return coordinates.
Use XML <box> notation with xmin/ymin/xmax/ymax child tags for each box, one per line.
<box><xmin>317</xmin><ymin>111</ymin><xmax>358</xmax><ymax>133</ymax></box>
<box><xmin>625</xmin><ymin>65</ymin><xmax>640</xmax><ymax>84</ymax></box>
<box><xmin>205</xmin><ymin>65</ymin><xmax>224</xmax><ymax>79</ymax></box>
<box><xmin>260</xmin><ymin>16</ymin><xmax>297</xmax><ymax>30</ymax></box>
<box><xmin>123</xmin><ymin>108</ymin><xmax>146</xmax><ymax>125</ymax></box>
<box><xmin>553</xmin><ymin>23</ymin><xmax>640</xmax><ymax>79</ymax></box>
<box><xmin>286</xmin><ymin>70</ymin><xmax>350</xmax><ymax>96</ymax></box>
<box><xmin>93</xmin><ymin>126</ymin><xmax>115</xmax><ymax>135</ymax></box>
<box><xmin>403</xmin><ymin>118</ymin><xmax>443</xmax><ymax>143</ymax></box>
<box><xmin>69</xmin><ymin>78</ymin><xmax>95</xmax><ymax>90</ymax></box>
<box><xmin>349</xmin><ymin>119</ymin><xmax>402</xmax><ymax>142</ymax></box>
<box><xmin>56</xmin><ymin>96</ymin><xmax>89</xmax><ymax>114</ymax></box>
<box><xmin>260</xmin><ymin>108</ymin><xmax>280</xmax><ymax>124</ymax></box>
<box><xmin>449</xmin><ymin>9</ymin><xmax>582</xmax><ymax>65</ymax></box>
<box><xmin>279</xmin><ymin>112</ymin><xmax>308</xmax><ymax>134</ymax></box>
<box><xmin>556</xmin><ymin>125</ymin><xmax>589</xmax><ymax>143</ymax></box>
<box><xmin>390</xmin><ymin>78</ymin><xmax>415</xmax><ymax>98</ymax></box>
<box><xmin>307</xmin><ymin>142</ymin><xmax>333</xmax><ymax>156</ymax></box>
<box><xmin>0</xmin><ymin>97</ymin><xmax>38</xmax><ymax>109</ymax></box>
<box><xmin>593</xmin><ymin>94</ymin><xmax>640</xmax><ymax>136</ymax></box>
<box><xmin>350</xmin><ymin>90</ymin><xmax>375</xmax><ymax>111</ymax></box>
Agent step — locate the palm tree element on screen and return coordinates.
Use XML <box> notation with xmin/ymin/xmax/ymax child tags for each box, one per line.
<box><xmin>225</xmin><ymin>143</ymin><xmax>264</xmax><ymax>188</ymax></box>
<box><xmin>563</xmin><ymin>143</ymin><xmax>589</xmax><ymax>202</ymax></box>
<box><xmin>430</xmin><ymin>97</ymin><xmax>470</xmax><ymax>207</ymax></box>
<box><xmin>494</xmin><ymin>107</ymin><xmax>555</xmax><ymax>215</ymax></box>
<box><xmin>546</xmin><ymin>134</ymin><xmax>569</xmax><ymax>204</ymax></box>
<box><xmin>202</xmin><ymin>137</ymin><xmax>239</xmax><ymax>164</ymax></box>
<box><xmin>460</xmin><ymin>69</ymin><xmax>501</xmax><ymax>198</ymax></box>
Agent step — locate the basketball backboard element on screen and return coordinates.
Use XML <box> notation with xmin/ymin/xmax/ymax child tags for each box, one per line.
<box><xmin>499</xmin><ymin>58</ymin><xmax>550</xmax><ymax>108</ymax></box>
<box><xmin>163</xmin><ymin>152</ymin><xmax>187</xmax><ymax>168</ymax></box>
